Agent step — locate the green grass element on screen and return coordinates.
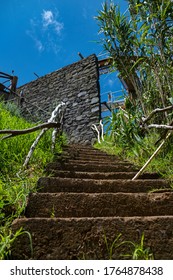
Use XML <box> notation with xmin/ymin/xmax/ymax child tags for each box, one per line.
<box><xmin>0</xmin><ymin>101</ymin><xmax>67</xmax><ymax>259</ymax></box>
<box><xmin>80</xmin><ymin>231</ymin><xmax>154</xmax><ymax>260</ymax></box>
<box><xmin>0</xmin><ymin>225</ymin><xmax>33</xmax><ymax>260</ymax></box>
<box><xmin>0</xmin><ymin>103</ymin><xmax>50</xmax><ymax>172</ymax></box>
<box><xmin>1</xmin><ymin>100</ymin><xmax>171</xmax><ymax>259</ymax></box>
<box><xmin>102</xmin><ymin>230</ymin><xmax>154</xmax><ymax>260</ymax></box>
<box><xmin>95</xmin><ymin>134</ymin><xmax>173</xmax><ymax>182</ymax></box>
<box><xmin>122</xmin><ymin>233</ymin><xmax>154</xmax><ymax>260</ymax></box>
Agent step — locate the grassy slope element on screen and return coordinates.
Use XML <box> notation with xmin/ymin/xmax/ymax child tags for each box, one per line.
<box><xmin>95</xmin><ymin>134</ymin><xmax>173</xmax><ymax>181</ymax></box>
<box><xmin>0</xmin><ymin>101</ymin><xmax>65</xmax><ymax>259</ymax></box>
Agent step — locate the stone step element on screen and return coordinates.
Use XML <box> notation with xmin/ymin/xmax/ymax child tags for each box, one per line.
<box><xmin>61</xmin><ymin>150</ymin><xmax>120</xmax><ymax>158</ymax></box>
<box><xmin>25</xmin><ymin>192</ymin><xmax>173</xmax><ymax>218</ymax></box>
<box><xmin>46</xmin><ymin>170</ymin><xmax>161</xmax><ymax>180</ymax></box>
<box><xmin>67</xmin><ymin>159</ymin><xmax>134</xmax><ymax>166</ymax></box>
<box><xmin>46</xmin><ymin>162</ymin><xmax>138</xmax><ymax>172</ymax></box>
<box><xmin>11</xmin><ymin>216</ymin><xmax>173</xmax><ymax>259</ymax></box>
<box><xmin>55</xmin><ymin>155</ymin><xmax>127</xmax><ymax>165</ymax></box>
<box><xmin>63</xmin><ymin>147</ymin><xmax>108</xmax><ymax>154</ymax></box>
<box><xmin>37</xmin><ymin>177</ymin><xmax>169</xmax><ymax>193</ymax></box>
<box><xmin>62</xmin><ymin>146</ymin><xmax>116</xmax><ymax>157</ymax></box>
<box><xmin>11</xmin><ymin>144</ymin><xmax>172</xmax><ymax>260</ymax></box>
<box><xmin>63</xmin><ymin>145</ymin><xmax>102</xmax><ymax>151</ymax></box>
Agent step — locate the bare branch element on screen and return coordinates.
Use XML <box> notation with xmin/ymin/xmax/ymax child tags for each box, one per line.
<box><xmin>23</xmin><ymin>102</ymin><xmax>65</xmax><ymax>168</ymax></box>
<box><xmin>147</xmin><ymin>124</ymin><xmax>173</xmax><ymax>130</ymax></box>
<box><xmin>155</xmin><ymin>119</ymin><xmax>173</xmax><ymax>145</ymax></box>
<box><xmin>142</xmin><ymin>105</ymin><xmax>173</xmax><ymax>124</ymax></box>
<box><xmin>91</xmin><ymin>124</ymin><xmax>101</xmax><ymax>143</ymax></box>
<box><xmin>91</xmin><ymin>120</ymin><xmax>105</xmax><ymax>143</ymax></box>
<box><xmin>23</xmin><ymin>128</ymin><xmax>48</xmax><ymax>168</ymax></box>
<box><xmin>0</xmin><ymin>122</ymin><xmax>60</xmax><ymax>140</ymax></box>
<box><xmin>48</xmin><ymin>102</ymin><xmax>65</xmax><ymax>123</ymax></box>
<box><xmin>100</xmin><ymin>119</ymin><xmax>104</xmax><ymax>142</ymax></box>
<box><xmin>51</xmin><ymin>128</ymin><xmax>59</xmax><ymax>152</ymax></box>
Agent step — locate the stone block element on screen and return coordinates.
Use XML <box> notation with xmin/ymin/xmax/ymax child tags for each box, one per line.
<box><xmin>91</xmin><ymin>106</ymin><xmax>99</xmax><ymax>113</ymax></box>
<box><xmin>16</xmin><ymin>54</ymin><xmax>100</xmax><ymax>144</ymax></box>
<box><xmin>91</xmin><ymin>97</ymin><xmax>99</xmax><ymax>104</ymax></box>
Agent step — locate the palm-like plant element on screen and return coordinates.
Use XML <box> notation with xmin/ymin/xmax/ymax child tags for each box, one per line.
<box><xmin>96</xmin><ymin>0</ymin><xmax>173</xmax><ymax>146</ymax></box>
<box><xmin>104</xmin><ymin>97</ymin><xmax>143</xmax><ymax>148</ymax></box>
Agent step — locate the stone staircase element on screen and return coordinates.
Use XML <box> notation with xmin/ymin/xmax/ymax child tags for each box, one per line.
<box><xmin>12</xmin><ymin>145</ymin><xmax>173</xmax><ymax>259</ymax></box>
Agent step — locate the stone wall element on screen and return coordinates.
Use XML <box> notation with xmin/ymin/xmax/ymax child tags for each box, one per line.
<box><xmin>17</xmin><ymin>54</ymin><xmax>101</xmax><ymax>144</ymax></box>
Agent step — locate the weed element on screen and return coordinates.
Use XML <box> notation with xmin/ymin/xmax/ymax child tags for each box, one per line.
<box><xmin>0</xmin><ymin>224</ymin><xmax>33</xmax><ymax>260</ymax></box>
<box><xmin>95</xmin><ymin>0</ymin><xmax>173</xmax><ymax>178</ymax></box>
<box><xmin>103</xmin><ymin>231</ymin><xmax>154</xmax><ymax>260</ymax></box>
<box><xmin>0</xmin><ymin>100</ymin><xmax>66</xmax><ymax>259</ymax></box>
<box><xmin>1</xmin><ymin>101</ymin><xmax>22</xmax><ymax>118</ymax></box>
<box><xmin>122</xmin><ymin>233</ymin><xmax>154</xmax><ymax>260</ymax></box>
<box><xmin>104</xmin><ymin>232</ymin><xmax>125</xmax><ymax>260</ymax></box>
<box><xmin>95</xmin><ymin>133</ymin><xmax>173</xmax><ymax>181</ymax></box>
<box><xmin>50</xmin><ymin>205</ymin><xmax>55</xmax><ymax>218</ymax></box>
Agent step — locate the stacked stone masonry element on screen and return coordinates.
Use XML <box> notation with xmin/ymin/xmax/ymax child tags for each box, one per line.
<box><xmin>16</xmin><ymin>54</ymin><xmax>101</xmax><ymax>144</ymax></box>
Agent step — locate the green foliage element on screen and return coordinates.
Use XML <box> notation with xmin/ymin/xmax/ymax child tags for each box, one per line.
<box><xmin>0</xmin><ymin>102</ymin><xmax>57</xmax><ymax>173</ymax></box>
<box><xmin>96</xmin><ymin>0</ymin><xmax>173</xmax><ymax>118</ymax></box>
<box><xmin>103</xmin><ymin>231</ymin><xmax>154</xmax><ymax>260</ymax></box>
<box><xmin>1</xmin><ymin>102</ymin><xmax>22</xmax><ymax>118</ymax></box>
<box><xmin>0</xmin><ymin>225</ymin><xmax>33</xmax><ymax>260</ymax></box>
<box><xmin>95</xmin><ymin>133</ymin><xmax>173</xmax><ymax>181</ymax></box>
<box><xmin>0</xmin><ymin>175</ymin><xmax>37</xmax><ymax>222</ymax></box>
<box><xmin>54</xmin><ymin>132</ymin><xmax>68</xmax><ymax>154</ymax></box>
<box><xmin>104</xmin><ymin>232</ymin><xmax>124</xmax><ymax>260</ymax></box>
<box><xmin>80</xmin><ymin>231</ymin><xmax>154</xmax><ymax>260</ymax></box>
<box><xmin>0</xmin><ymin>101</ymin><xmax>66</xmax><ymax>259</ymax></box>
<box><xmin>96</xmin><ymin>0</ymin><xmax>173</xmax><ymax>179</ymax></box>
<box><xmin>104</xmin><ymin>97</ymin><xmax>143</xmax><ymax>148</ymax></box>
<box><xmin>123</xmin><ymin>233</ymin><xmax>154</xmax><ymax>260</ymax></box>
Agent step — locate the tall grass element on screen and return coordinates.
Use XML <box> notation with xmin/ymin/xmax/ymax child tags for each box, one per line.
<box><xmin>95</xmin><ymin>133</ymin><xmax>173</xmax><ymax>181</ymax></box>
<box><xmin>0</xmin><ymin>101</ymin><xmax>66</xmax><ymax>259</ymax></box>
<box><xmin>0</xmin><ymin>102</ymin><xmax>54</xmax><ymax>174</ymax></box>
<box><xmin>95</xmin><ymin>0</ymin><xmax>173</xmax><ymax>180</ymax></box>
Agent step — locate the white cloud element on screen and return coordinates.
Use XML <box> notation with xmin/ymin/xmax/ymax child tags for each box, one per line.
<box><xmin>54</xmin><ymin>21</ymin><xmax>64</xmax><ymax>35</ymax></box>
<box><xmin>26</xmin><ymin>26</ymin><xmax>44</xmax><ymax>53</ymax></box>
<box><xmin>42</xmin><ymin>9</ymin><xmax>64</xmax><ymax>35</ymax></box>
<box><xmin>35</xmin><ymin>39</ymin><xmax>44</xmax><ymax>52</ymax></box>
<box><xmin>27</xmin><ymin>9</ymin><xmax>64</xmax><ymax>54</ymax></box>
<box><xmin>42</xmin><ymin>10</ymin><xmax>54</xmax><ymax>27</ymax></box>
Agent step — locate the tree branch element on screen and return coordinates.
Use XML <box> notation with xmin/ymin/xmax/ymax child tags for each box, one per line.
<box><xmin>91</xmin><ymin>124</ymin><xmax>101</xmax><ymax>143</ymax></box>
<box><xmin>147</xmin><ymin>124</ymin><xmax>173</xmax><ymax>130</ymax></box>
<box><xmin>91</xmin><ymin>120</ymin><xmax>104</xmax><ymax>143</ymax></box>
<box><xmin>0</xmin><ymin>122</ymin><xmax>60</xmax><ymax>140</ymax></box>
<box><xmin>23</xmin><ymin>127</ymin><xmax>48</xmax><ymax>168</ymax></box>
<box><xmin>100</xmin><ymin>119</ymin><xmax>104</xmax><ymax>142</ymax></box>
<box><xmin>142</xmin><ymin>105</ymin><xmax>173</xmax><ymax>124</ymax></box>
<box><xmin>23</xmin><ymin>102</ymin><xmax>65</xmax><ymax>168</ymax></box>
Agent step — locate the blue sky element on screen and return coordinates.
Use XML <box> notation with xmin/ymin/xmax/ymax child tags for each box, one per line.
<box><xmin>0</xmin><ymin>0</ymin><xmax>128</xmax><ymax>96</ymax></box>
